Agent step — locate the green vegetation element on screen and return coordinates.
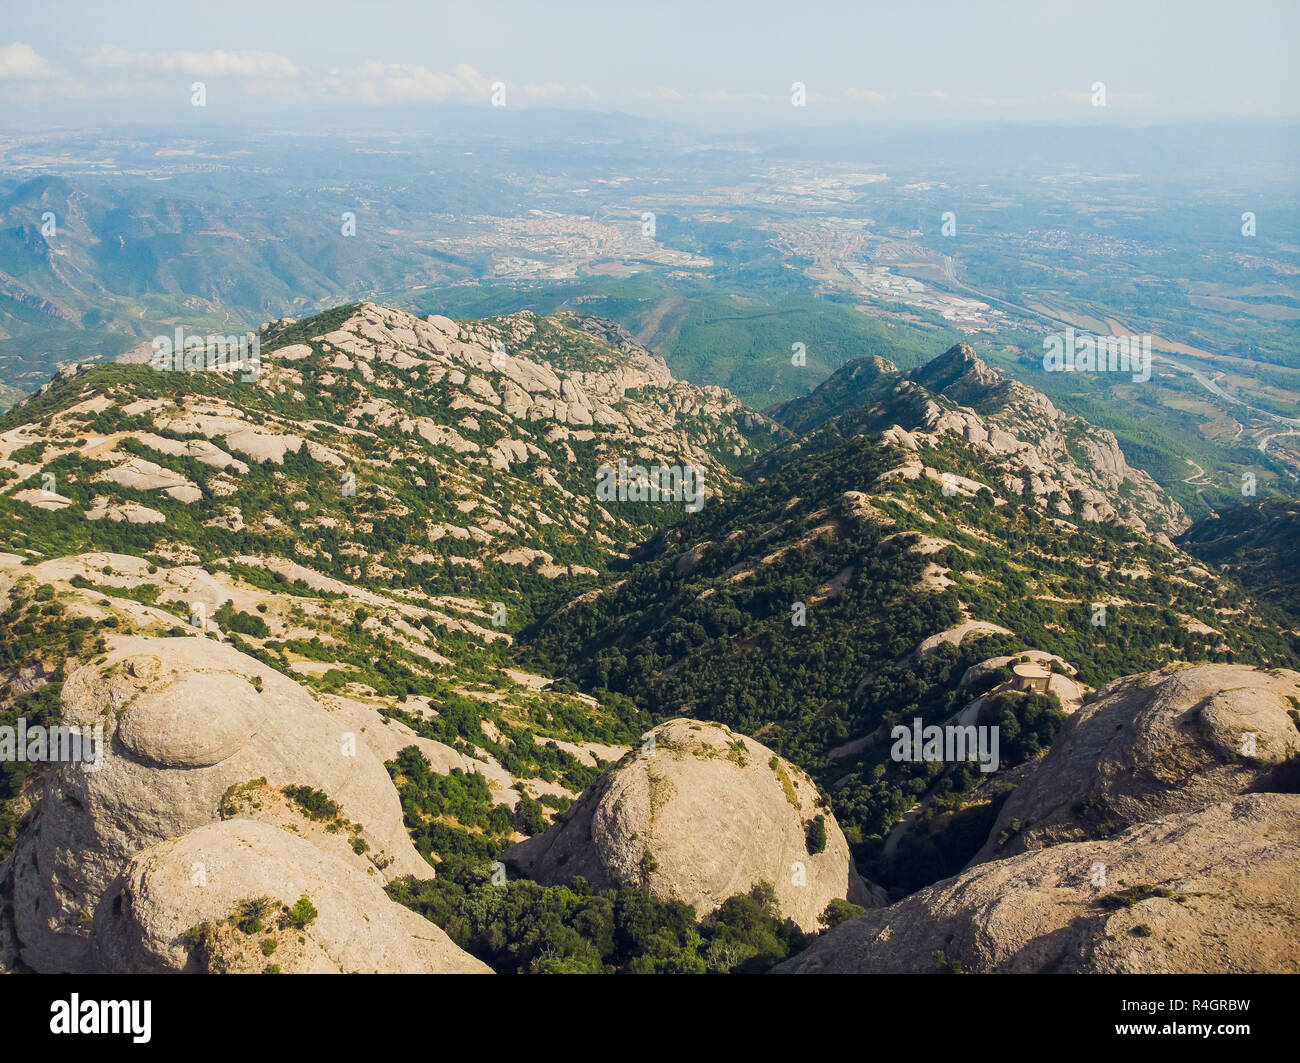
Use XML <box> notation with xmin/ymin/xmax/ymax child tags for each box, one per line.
<box><xmin>384</xmin><ymin>737</ymin><xmax>810</xmax><ymax>973</ymax></box>
<box><xmin>284</xmin><ymin>895</ymin><xmax>318</xmax><ymax>930</ymax></box>
<box><xmin>3</xmin><ymin>276</ymin><xmax>1296</xmax><ymax>920</ymax></box>
<box><xmin>520</xmin><ymin>424</ymin><xmax>1297</xmax><ymax>889</ymax></box>
<box><xmin>388</xmin><ymin>870</ymin><xmax>806</xmax><ymax>974</ymax></box>
<box><xmin>805</xmin><ymin>814</ymin><xmax>828</xmax><ymax>855</ymax></box>
<box><xmin>214</xmin><ymin>602</ymin><xmax>270</xmax><ymax>638</ymax></box>
<box><xmin>386</xmin><ymin>746</ymin><xmax>516</xmax><ymax>866</ymax></box>
<box><xmin>659</xmin><ymin>292</ymin><xmax>956</xmax><ymax>406</ymax></box>
<box><xmin>282</xmin><ymin>785</ymin><xmax>342</xmax><ymax>822</ymax></box>
<box><xmin>1179</xmin><ymin>498</ymin><xmax>1300</xmax><ymax>623</ymax></box>
<box><xmin>0</xmin><ymin>681</ymin><xmax>62</xmax><ymax>864</ymax></box>
<box><xmin>237</xmin><ymin>897</ymin><xmax>275</xmax><ymax>935</ymax></box>
<box><xmin>819</xmin><ymin>899</ymin><xmax>866</xmax><ymax>930</ymax></box>
<box><xmin>182</xmin><ymin>893</ymin><xmax>319</xmax><ymax>973</ymax></box>
<box><xmin>0</xmin><ymin>583</ymin><xmax>106</xmax><ymax>862</ymax></box>
<box><xmin>280</xmin><ymin>785</ymin><xmax>369</xmax><ymax>854</ymax></box>
<box><xmin>1097</xmin><ymin>884</ymin><xmax>1187</xmax><ymax>910</ymax></box>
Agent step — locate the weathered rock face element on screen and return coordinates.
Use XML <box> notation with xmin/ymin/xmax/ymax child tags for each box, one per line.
<box><xmin>507</xmin><ymin>719</ymin><xmax>881</xmax><ymax>932</ymax></box>
<box><xmin>298</xmin><ymin>302</ymin><xmax>766</xmax><ymax>483</ymax></box>
<box><xmin>90</xmin><ymin>820</ymin><xmax>489</xmax><ymax>974</ymax></box>
<box><xmin>1</xmin><ymin>303</ymin><xmax>772</xmax><ymax>595</ymax></box>
<box><xmin>777</xmin><ymin>664</ymin><xmax>1300</xmax><ymax>974</ymax></box>
<box><xmin>905</xmin><ymin>344</ymin><xmax>1186</xmax><ymax>534</ymax></box>
<box><xmin>971</xmin><ymin>664</ymin><xmax>1300</xmax><ymax>865</ymax></box>
<box><xmin>773</xmin><ymin>793</ymin><xmax>1300</xmax><ymax>974</ymax></box>
<box><xmin>5</xmin><ymin>635</ymin><xmax>429</xmax><ymax>973</ymax></box>
<box><xmin>772</xmin><ymin>343</ymin><xmax>1186</xmax><ymax>535</ymax></box>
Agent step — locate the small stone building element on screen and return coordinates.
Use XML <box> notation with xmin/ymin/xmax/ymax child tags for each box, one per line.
<box><xmin>1012</xmin><ymin>662</ymin><xmax>1052</xmax><ymax>693</ymax></box>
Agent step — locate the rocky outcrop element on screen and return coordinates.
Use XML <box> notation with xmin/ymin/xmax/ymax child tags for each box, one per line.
<box><xmin>4</xmin><ymin>635</ymin><xmax>428</xmax><ymax>972</ymax></box>
<box><xmin>971</xmin><ymin>664</ymin><xmax>1300</xmax><ymax>864</ymax></box>
<box><xmin>778</xmin><ymin>664</ymin><xmax>1300</xmax><ymax>974</ymax></box>
<box><xmin>907</xmin><ymin>346</ymin><xmax>1186</xmax><ymax>534</ymax></box>
<box><xmin>915</xmin><ymin>620</ymin><xmax>1014</xmax><ymax>660</ymax></box>
<box><xmin>300</xmin><ymin>302</ymin><xmax>766</xmax><ymax>479</ymax></box>
<box><xmin>507</xmin><ymin>719</ymin><xmax>881</xmax><ymax>932</ymax></box>
<box><xmin>1</xmin><ymin>302</ymin><xmax>772</xmax><ymax>579</ymax></box>
<box><xmin>771</xmin><ymin>343</ymin><xmax>1186</xmax><ymax>535</ymax></box>
<box><xmin>774</xmin><ymin>793</ymin><xmax>1300</xmax><ymax>973</ymax></box>
<box><xmin>90</xmin><ymin>820</ymin><xmax>488</xmax><ymax>974</ymax></box>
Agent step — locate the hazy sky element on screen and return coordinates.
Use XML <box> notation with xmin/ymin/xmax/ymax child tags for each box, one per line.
<box><xmin>2</xmin><ymin>0</ymin><xmax>1298</xmax><ymax>130</ymax></box>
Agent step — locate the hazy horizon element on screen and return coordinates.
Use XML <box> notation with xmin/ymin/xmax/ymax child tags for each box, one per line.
<box><xmin>2</xmin><ymin>0</ymin><xmax>1298</xmax><ymax>132</ymax></box>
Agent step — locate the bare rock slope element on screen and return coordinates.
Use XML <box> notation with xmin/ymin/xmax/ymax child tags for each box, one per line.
<box><xmin>90</xmin><ymin>820</ymin><xmax>488</xmax><ymax>974</ymax></box>
<box><xmin>507</xmin><ymin>719</ymin><xmax>881</xmax><ymax>932</ymax></box>
<box><xmin>773</xmin><ymin>343</ymin><xmax>1186</xmax><ymax>535</ymax></box>
<box><xmin>972</xmin><ymin>663</ymin><xmax>1300</xmax><ymax>864</ymax></box>
<box><xmin>776</xmin><ymin>664</ymin><xmax>1300</xmax><ymax>974</ymax></box>
<box><xmin>775</xmin><ymin>793</ymin><xmax>1300</xmax><ymax>973</ymax></box>
<box><xmin>4</xmin><ymin>635</ymin><xmax>430</xmax><ymax>972</ymax></box>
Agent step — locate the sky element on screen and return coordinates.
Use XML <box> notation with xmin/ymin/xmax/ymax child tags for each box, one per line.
<box><xmin>1</xmin><ymin>0</ymin><xmax>1298</xmax><ymax>131</ymax></box>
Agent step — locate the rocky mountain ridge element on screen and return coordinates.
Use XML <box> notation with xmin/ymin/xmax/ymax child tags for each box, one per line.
<box><xmin>772</xmin><ymin>343</ymin><xmax>1187</xmax><ymax>536</ymax></box>
<box><xmin>0</xmin><ymin>303</ymin><xmax>1294</xmax><ymax>973</ymax></box>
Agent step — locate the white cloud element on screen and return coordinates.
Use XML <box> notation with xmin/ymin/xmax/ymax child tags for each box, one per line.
<box><xmin>336</xmin><ymin>61</ymin><xmax>491</xmax><ymax>105</ymax></box>
<box><xmin>633</xmin><ymin>86</ymin><xmax>687</xmax><ymax>102</ymax></box>
<box><xmin>700</xmin><ymin>89</ymin><xmax>777</xmax><ymax>104</ymax></box>
<box><xmin>88</xmin><ymin>44</ymin><xmax>299</xmax><ymax>78</ymax></box>
<box><xmin>1059</xmin><ymin>88</ymin><xmax>1155</xmax><ymax>104</ymax></box>
<box><xmin>520</xmin><ymin>81</ymin><xmax>597</xmax><ymax>101</ymax></box>
<box><xmin>0</xmin><ymin>43</ymin><xmax>55</xmax><ymax>80</ymax></box>
<box><xmin>842</xmin><ymin>88</ymin><xmax>890</xmax><ymax>103</ymax></box>
<box><xmin>319</xmin><ymin>62</ymin><xmax>594</xmax><ymax>106</ymax></box>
